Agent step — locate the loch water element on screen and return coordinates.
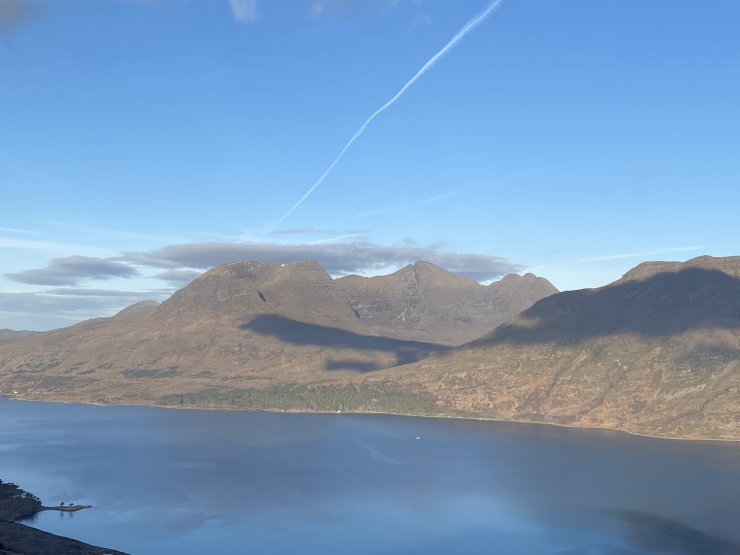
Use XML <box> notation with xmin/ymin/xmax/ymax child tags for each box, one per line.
<box><xmin>1</xmin><ymin>398</ymin><xmax>738</xmax><ymax>554</ymax></box>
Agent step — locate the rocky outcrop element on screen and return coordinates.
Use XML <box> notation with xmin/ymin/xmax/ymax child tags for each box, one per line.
<box><xmin>335</xmin><ymin>262</ymin><xmax>557</xmax><ymax>345</ymax></box>
<box><xmin>0</xmin><ymin>521</ymin><xmax>128</xmax><ymax>555</ymax></box>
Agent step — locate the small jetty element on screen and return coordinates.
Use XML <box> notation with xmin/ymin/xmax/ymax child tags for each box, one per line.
<box><xmin>41</xmin><ymin>504</ymin><xmax>92</xmax><ymax>513</ymax></box>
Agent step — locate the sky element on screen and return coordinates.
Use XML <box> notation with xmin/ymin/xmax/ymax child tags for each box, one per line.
<box><xmin>1</xmin><ymin>0</ymin><xmax>739</xmax><ymax>330</ymax></box>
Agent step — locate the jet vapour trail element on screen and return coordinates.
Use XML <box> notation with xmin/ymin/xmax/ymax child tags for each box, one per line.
<box><xmin>339</xmin><ymin>190</ymin><xmax>461</xmax><ymax>222</ymax></box>
<box><xmin>272</xmin><ymin>0</ymin><xmax>505</xmax><ymax>231</ymax></box>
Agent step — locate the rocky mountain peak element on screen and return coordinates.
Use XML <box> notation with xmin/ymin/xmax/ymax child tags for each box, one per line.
<box><xmin>157</xmin><ymin>260</ymin><xmax>355</xmax><ymax>325</ymax></box>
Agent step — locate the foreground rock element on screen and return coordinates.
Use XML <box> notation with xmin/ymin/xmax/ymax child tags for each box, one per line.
<box><xmin>0</xmin><ymin>480</ymin><xmax>127</xmax><ymax>555</ymax></box>
<box><xmin>0</xmin><ymin>521</ymin><xmax>128</xmax><ymax>555</ymax></box>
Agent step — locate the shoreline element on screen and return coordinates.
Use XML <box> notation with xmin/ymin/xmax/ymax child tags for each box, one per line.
<box><xmin>1</xmin><ymin>480</ymin><xmax>89</xmax><ymax>521</ymax></box>
<box><xmin>2</xmin><ymin>394</ymin><xmax>738</xmax><ymax>444</ymax></box>
<box><xmin>161</xmin><ymin>404</ymin><xmax>740</xmax><ymax>445</ymax></box>
<box><xmin>0</xmin><ymin>479</ymin><xmax>125</xmax><ymax>555</ymax></box>
<box><xmin>40</xmin><ymin>504</ymin><xmax>92</xmax><ymax>513</ymax></box>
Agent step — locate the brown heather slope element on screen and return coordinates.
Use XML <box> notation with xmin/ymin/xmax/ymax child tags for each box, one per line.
<box><xmin>363</xmin><ymin>256</ymin><xmax>740</xmax><ymax>440</ymax></box>
<box><xmin>0</xmin><ymin>331</ymin><xmax>38</xmax><ymax>344</ymax></box>
<box><xmin>0</xmin><ymin>261</ymin><xmax>554</xmax><ymax>405</ymax></box>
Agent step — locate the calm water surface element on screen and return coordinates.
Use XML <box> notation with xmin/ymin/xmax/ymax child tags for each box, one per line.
<box><xmin>1</xmin><ymin>398</ymin><xmax>738</xmax><ymax>554</ymax></box>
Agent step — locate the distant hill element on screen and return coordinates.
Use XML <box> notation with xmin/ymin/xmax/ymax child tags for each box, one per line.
<box><xmin>0</xmin><ymin>330</ymin><xmax>39</xmax><ymax>343</ymax></box>
<box><xmin>335</xmin><ymin>261</ymin><xmax>557</xmax><ymax>345</ymax></box>
<box><xmin>0</xmin><ymin>261</ymin><xmax>554</xmax><ymax>405</ymax></box>
<box><xmin>110</xmin><ymin>300</ymin><xmax>160</xmax><ymax>321</ymax></box>
<box><xmin>365</xmin><ymin>256</ymin><xmax>740</xmax><ymax>440</ymax></box>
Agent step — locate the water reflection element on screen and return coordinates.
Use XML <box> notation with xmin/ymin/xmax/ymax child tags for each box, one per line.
<box><xmin>1</xmin><ymin>399</ymin><xmax>738</xmax><ymax>555</ymax></box>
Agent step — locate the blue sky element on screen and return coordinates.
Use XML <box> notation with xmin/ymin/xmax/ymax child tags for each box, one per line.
<box><xmin>1</xmin><ymin>0</ymin><xmax>739</xmax><ymax>329</ymax></box>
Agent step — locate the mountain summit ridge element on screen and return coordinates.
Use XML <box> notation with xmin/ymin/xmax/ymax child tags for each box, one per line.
<box><xmin>335</xmin><ymin>261</ymin><xmax>557</xmax><ymax>344</ymax></box>
<box><xmin>0</xmin><ymin>260</ymin><xmax>556</xmax><ymax>405</ymax></box>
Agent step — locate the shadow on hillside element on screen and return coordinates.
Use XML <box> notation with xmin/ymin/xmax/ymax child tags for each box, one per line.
<box><xmin>480</xmin><ymin>268</ymin><xmax>740</xmax><ymax>346</ymax></box>
<box><xmin>241</xmin><ymin>314</ymin><xmax>449</xmax><ymax>370</ymax></box>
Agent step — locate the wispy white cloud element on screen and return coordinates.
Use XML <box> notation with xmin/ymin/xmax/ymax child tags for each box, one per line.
<box><xmin>578</xmin><ymin>246</ymin><xmax>705</xmax><ymax>263</ymax></box>
<box><xmin>270</xmin><ymin>227</ymin><xmax>322</xmax><ymax>236</ymax></box>
<box><xmin>0</xmin><ymin>227</ymin><xmax>39</xmax><ymax>235</ymax></box>
<box><xmin>411</xmin><ymin>13</ymin><xmax>432</xmax><ymax>28</ymax></box>
<box><xmin>33</xmin><ymin>219</ymin><xmax>241</xmax><ymax>247</ymax></box>
<box><xmin>43</xmin><ymin>287</ymin><xmax>168</xmax><ymax>298</ymax></box>
<box><xmin>309</xmin><ymin>1</ymin><xmax>376</xmax><ymax>19</ymax></box>
<box><xmin>0</xmin><ymin>0</ymin><xmax>37</xmax><ymax>36</ymax></box>
<box><xmin>307</xmin><ymin>233</ymin><xmax>366</xmax><ymax>245</ymax></box>
<box><xmin>229</xmin><ymin>0</ymin><xmax>258</xmax><ymax>23</ymax></box>
<box><xmin>309</xmin><ymin>1</ymin><xmax>326</xmax><ymax>18</ymax></box>
<box><xmin>0</xmin><ymin>237</ymin><xmax>84</xmax><ymax>251</ymax></box>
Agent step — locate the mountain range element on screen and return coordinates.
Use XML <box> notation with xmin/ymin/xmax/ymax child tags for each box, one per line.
<box><xmin>366</xmin><ymin>256</ymin><xmax>740</xmax><ymax>439</ymax></box>
<box><xmin>0</xmin><ymin>256</ymin><xmax>737</xmax><ymax>440</ymax></box>
<box><xmin>0</xmin><ymin>261</ymin><xmax>555</xmax><ymax>405</ymax></box>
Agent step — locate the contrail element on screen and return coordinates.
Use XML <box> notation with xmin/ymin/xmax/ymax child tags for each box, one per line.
<box><xmin>272</xmin><ymin>0</ymin><xmax>505</xmax><ymax>231</ymax></box>
<box><xmin>339</xmin><ymin>190</ymin><xmax>460</xmax><ymax>222</ymax></box>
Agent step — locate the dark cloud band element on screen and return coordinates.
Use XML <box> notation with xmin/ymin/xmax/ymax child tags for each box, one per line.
<box><xmin>122</xmin><ymin>241</ymin><xmax>519</xmax><ymax>282</ymax></box>
<box><xmin>6</xmin><ymin>256</ymin><xmax>139</xmax><ymax>286</ymax></box>
<box><xmin>2</xmin><ymin>241</ymin><xmax>519</xmax><ymax>329</ymax></box>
